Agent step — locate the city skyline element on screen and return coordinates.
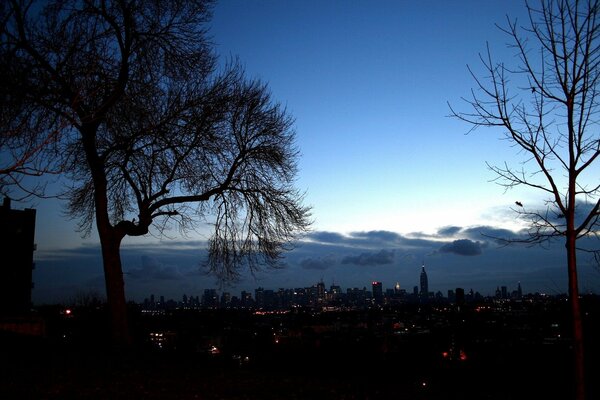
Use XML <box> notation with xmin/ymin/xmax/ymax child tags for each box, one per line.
<box><xmin>123</xmin><ymin>268</ymin><xmax>533</xmax><ymax>312</ymax></box>
<box><xmin>32</xmin><ymin>242</ymin><xmax>556</xmax><ymax>305</ymax></box>
<box><xmin>9</xmin><ymin>1</ymin><xmax>600</xmax><ymax>304</ymax></box>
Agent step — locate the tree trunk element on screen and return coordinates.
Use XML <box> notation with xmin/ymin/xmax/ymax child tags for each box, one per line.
<box><xmin>81</xmin><ymin>123</ymin><xmax>131</xmax><ymax>346</ymax></box>
<box><xmin>99</xmin><ymin>230</ymin><xmax>131</xmax><ymax>346</ymax></box>
<box><xmin>566</xmin><ymin>234</ymin><xmax>585</xmax><ymax>400</ymax></box>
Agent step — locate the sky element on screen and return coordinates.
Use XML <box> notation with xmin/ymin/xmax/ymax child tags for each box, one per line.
<box><xmin>16</xmin><ymin>0</ymin><xmax>600</xmax><ymax>304</ymax></box>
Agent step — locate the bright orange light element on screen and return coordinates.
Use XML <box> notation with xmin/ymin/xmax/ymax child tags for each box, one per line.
<box><xmin>442</xmin><ymin>351</ymin><xmax>449</xmax><ymax>358</ymax></box>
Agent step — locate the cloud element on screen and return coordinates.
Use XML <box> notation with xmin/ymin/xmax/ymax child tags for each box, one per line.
<box><xmin>299</xmin><ymin>255</ymin><xmax>337</xmax><ymax>270</ymax></box>
<box><xmin>462</xmin><ymin>226</ymin><xmax>521</xmax><ymax>241</ymax></box>
<box><xmin>341</xmin><ymin>249</ymin><xmax>395</xmax><ymax>266</ymax></box>
<box><xmin>439</xmin><ymin>239</ymin><xmax>483</xmax><ymax>256</ymax></box>
<box><xmin>349</xmin><ymin>230</ymin><xmax>403</xmax><ymax>243</ymax></box>
<box><xmin>437</xmin><ymin>226</ymin><xmax>462</xmax><ymax>237</ymax></box>
<box><xmin>306</xmin><ymin>231</ymin><xmax>347</xmax><ymax>243</ymax></box>
<box><xmin>540</xmin><ymin>200</ymin><xmax>599</xmax><ymax>227</ymax></box>
<box><xmin>305</xmin><ymin>230</ymin><xmax>405</xmax><ymax>246</ymax></box>
<box><xmin>36</xmin><ymin>243</ymin><xmax>102</xmax><ymax>261</ymax></box>
<box><xmin>127</xmin><ymin>255</ymin><xmax>183</xmax><ymax>280</ymax></box>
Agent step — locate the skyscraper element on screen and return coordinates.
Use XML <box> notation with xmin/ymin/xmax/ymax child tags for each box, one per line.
<box><xmin>372</xmin><ymin>281</ymin><xmax>383</xmax><ymax>304</ymax></box>
<box><xmin>419</xmin><ymin>264</ymin><xmax>429</xmax><ymax>299</ymax></box>
<box><xmin>316</xmin><ymin>280</ymin><xmax>326</xmax><ymax>304</ymax></box>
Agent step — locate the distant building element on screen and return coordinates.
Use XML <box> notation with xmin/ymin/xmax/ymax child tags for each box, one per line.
<box><xmin>202</xmin><ymin>289</ymin><xmax>218</xmax><ymax>308</ymax></box>
<box><xmin>316</xmin><ymin>280</ymin><xmax>326</xmax><ymax>304</ymax></box>
<box><xmin>240</xmin><ymin>291</ymin><xmax>253</xmax><ymax>307</ymax></box>
<box><xmin>0</xmin><ymin>198</ymin><xmax>36</xmax><ymax>315</ymax></box>
<box><xmin>420</xmin><ymin>264</ymin><xmax>429</xmax><ymax>300</ymax></box>
<box><xmin>220</xmin><ymin>292</ymin><xmax>231</xmax><ymax>307</ymax></box>
<box><xmin>372</xmin><ymin>281</ymin><xmax>383</xmax><ymax>304</ymax></box>
<box><xmin>455</xmin><ymin>288</ymin><xmax>465</xmax><ymax>306</ymax></box>
<box><xmin>262</xmin><ymin>289</ymin><xmax>275</xmax><ymax>308</ymax></box>
<box><xmin>329</xmin><ymin>284</ymin><xmax>341</xmax><ymax>300</ymax></box>
<box><xmin>447</xmin><ymin>289</ymin><xmax>455</xmax><ymax>303</ymax></box>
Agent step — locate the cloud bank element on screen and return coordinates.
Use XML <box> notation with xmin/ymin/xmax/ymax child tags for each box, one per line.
<box><xmin>439</xmin><ymin>239</ymin><xmax>483</xmax><ymax>256</ymax></box>
<box><xmin>341</xmin><ymin>249</ymin><xmax>395</xmax><ymax>266</ymax></box>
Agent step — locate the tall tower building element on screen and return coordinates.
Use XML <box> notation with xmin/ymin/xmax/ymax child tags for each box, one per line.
<box><xmin>419</xmin><ymin>264</ymin><xmax>429</xmax><ymax>298</ymax></box>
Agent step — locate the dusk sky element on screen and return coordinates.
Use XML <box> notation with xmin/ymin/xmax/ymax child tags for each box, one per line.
<box><xmin>19</xmin><ymin>0</ymin><xmax>600</xmax><ymax>304</ymax></box>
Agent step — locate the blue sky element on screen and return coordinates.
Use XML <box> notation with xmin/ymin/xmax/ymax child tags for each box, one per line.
<box><xmin>20</xmin><ymin>0</ymin><xmax>600</xmax><ymax>304</ymax></box>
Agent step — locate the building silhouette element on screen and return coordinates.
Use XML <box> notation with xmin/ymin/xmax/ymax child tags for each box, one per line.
<box><xmin>455</xmin><ymin>287</ymin><xmax>465</xmax><ymax>306</ymax></box>
<box><xmin>372</xmin><ymin>281</ymin><xmax>383</xmax><ymax>304</ymax></box>
<box><xmin>0</xmin><ymin>198</ymin><xmax>36</xmax><ymax>315</ymax></box>
<box><xmin>419</xmin><ymin>264</ymin><xmax>429</xmax><ymax>300</ymax></box>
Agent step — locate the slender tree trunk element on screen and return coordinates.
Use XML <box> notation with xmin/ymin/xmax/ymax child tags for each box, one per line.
<box><xmin>566</xmin><ymin>233</ymin><xmax>585</xmax><ymax>400</ymax></box>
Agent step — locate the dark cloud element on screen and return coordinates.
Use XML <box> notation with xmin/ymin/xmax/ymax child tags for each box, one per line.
<box><xmin>349</xmin><ymin>230</ymin><xmax>402</xmax><ymax>243</ymax></box>
<box><xmin>306</xmin><ymin>231</ymin><xmax>347</xmax><ymax>243</ymax></box>
<box><xmin>437</xmin><ymin>226</ymin><xmax>462</xmax><ymax>237</ymax></box>
<box><xmin>305</xmin><ymin>230</ymin><xmax>404</xmax><ymax>247</ymax></box>
<box><xmin>543</xmin><ymin>200</ymin><xmax>598</xmax><ymax>227</ymax></box>
<box><xmin>341</xmin><ymin>249</ymin><xmax>395</xmax><ymax>266</ymax></box>
<box><xmin>575</xmin><ymin>201</ymin><xmax>598</xmax><ymax>217</ymax></box>
<box><xmin>127</xmin><ymin>255</ymin><xmax>183</xmax><ymax>280</ymax></box>
<box><xmin>462</xmin><ymin>226</ymin><xmax>524</xmax><ymax>243</ymax></box>
<box><xmin>439</xmin><ymin>239</ymin><xmax>483</xmax><ymax>256</ymax></box>
<box><xmin>302</xmin><ymin>230</ymin><xmax>438</xmax><ymax>253</ymax></box>
<box><xmin>36</xmin><ymin>243</ymin><xmax>102</xmax><ymax>261</ymax></box>
<box><xmin>299</xmin><ymin>255</ymin><xmax>336</xmax><ymax>270</ymax></box>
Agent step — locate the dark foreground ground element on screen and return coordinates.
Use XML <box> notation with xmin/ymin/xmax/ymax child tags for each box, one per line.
<box><xmin>1</xmin><ymin>303</ymin><xmax>598</xmax><ymax>400</ymax></box>
<box><xmin>0</xmin><ymin>334</ymin><xmax>577</xmax><ymax>400</ymax></box>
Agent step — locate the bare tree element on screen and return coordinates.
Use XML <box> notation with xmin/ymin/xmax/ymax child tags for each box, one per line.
<box><xmin>0</xmin><ymin>4</ymin><xmax>62</xmax><ymax>198</ymax></box>
<box><xmin>3</xmin><ymin>0</ymin><xmax>311</xmax><ymax>345</ymax></box>
<box><xmin>449</xmin><ymin>1</ymin><xmax>600</xmax><ymax>399</ymax></box>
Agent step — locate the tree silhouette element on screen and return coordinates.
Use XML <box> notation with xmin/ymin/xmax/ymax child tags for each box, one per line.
<box><xmin>2</xmin><ymin>0</ymin><xmax>311</xmax><ymax>345</ymax></box>
<box><xmin>0</xmin><ymin>18</ymin><xmax>63</xmax><ymax>199</ymax></box>
<box><xmin>450</xmin><ymin>1</ymin><xmax>600</xmax><ymax>399</ymax></box>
